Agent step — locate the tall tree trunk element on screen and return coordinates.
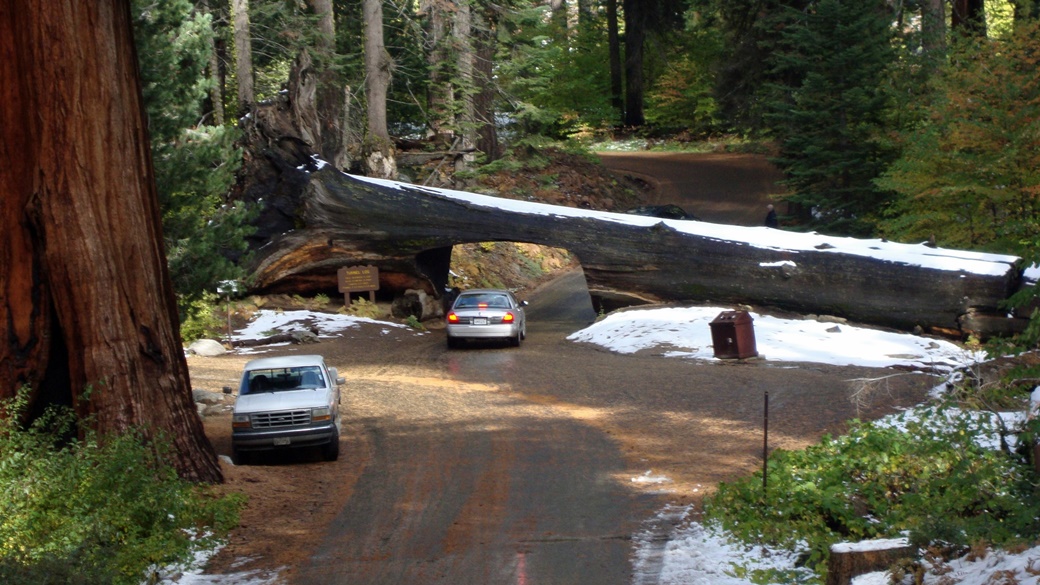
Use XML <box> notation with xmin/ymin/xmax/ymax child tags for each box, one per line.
<box><xmin>456</xmin><ymin>0</ymin><xmax>476</xmax><ymax>162</ymax></box>
<box><xmin>309</xmin><ymin>0</ymin><xmax>348</xmax><ymax>169</ymax></box>
<box><xmin>232</xmin><ymin>0</ymin><xmax>254</xmax><ymax>110</ymax></box>
<box><xmin>550</xmin><ymin>0</ymin><xmax>568</xmax><ymax>37</ymax></box>
<box><xmin>577</xmin><ymin>0</ymin><xmax>594</xmax><ymax>26</ymax></box>
<box><xmin>922</xmin><ymin>0</ymin><xmax>946</xmax><ymax>54</ymax></box>
<box><xmin>1012</xmin><ymin>0</ymin><xmax>1040</xmax><ymax>21</ymax></box>
<box><xmin>607</xmin><ymin>0</ymin><xmax>623</xmax><ymax>121</ymax></box>
<box><xmin>364</xmin><ymin>0</ymin><xmax>396</xmax><ymax>178</ymax></box>
<box><xmin>622</xmin><ymin>0</ymin><xmax>646</xmax><ymax>126</ymax></box>
<box><xmin>473</xmin><ymin>4</ymin><xmax>500</xmax><ymax>161</ymax></box>
<box><xmin>201</xmin><ymin>0</ymin><xmax>225</xmax><ymax>126</ymax></box>
<box><xmin>0</xmin><ymin>0</ymin><xmax>222</xmax><ymax>483</ymax></box>
<box><xmin>951</xmin><ymin>0</ymin><xmax>986</xmax><ymax>36</ymax></box>
<box><xmin>423</xmin><ymin>0</ymin><xmax>454</xmax><ymax>145</ymax></box>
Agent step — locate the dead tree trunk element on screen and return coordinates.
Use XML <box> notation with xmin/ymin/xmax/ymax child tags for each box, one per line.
<box><xmin>0</xmin><ymin>1</ymin><xmax>222</xmax><ymax>483</ymax></box>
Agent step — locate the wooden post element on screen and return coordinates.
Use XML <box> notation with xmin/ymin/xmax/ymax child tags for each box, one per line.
<box><xmin>763</xmin><ymin>390</ymin><xmax>769</xmax><ymax>494</ymax></box>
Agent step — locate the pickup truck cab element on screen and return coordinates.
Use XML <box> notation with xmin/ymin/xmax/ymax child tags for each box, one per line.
<box><xmin>231</xmin><ymin>355</ymin><xmax>344</xmax><ymax>464</ymax></box>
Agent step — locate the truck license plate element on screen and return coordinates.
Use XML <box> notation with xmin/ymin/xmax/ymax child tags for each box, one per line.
<box><xmin>274</xmin><ymin>438</ymin><xmax>291</xmax><ymax>446</ymax></box>
<box><xmin>473</xmin><ymin>317</ymin><xmax>487</xmax><ymax>325</ymax></box>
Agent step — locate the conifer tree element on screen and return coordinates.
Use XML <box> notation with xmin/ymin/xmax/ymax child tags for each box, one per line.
<box><xmin>132</xmin><ymin>0</ymin><xmax>251</xmax><ymax>318</ymax></box>
<box><xmin>765</xmin><ymin>0</ymin><xmax>897</xmax><ymax>235</ymax></box>
<box><xmin>877</xmin><ymin>22</ymin><xmax>1040</xmax><ymax>253</ymax></box>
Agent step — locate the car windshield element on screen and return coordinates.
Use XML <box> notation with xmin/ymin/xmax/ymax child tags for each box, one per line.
<box><xmin>455</xmin><ymin>294</ymin><xmax>511</xmax><ymax>309</ymax></box>
<box><xmin>242</xmin><ymin>366</ymin><xmax>325</xmax><ymax>394</ymax></box>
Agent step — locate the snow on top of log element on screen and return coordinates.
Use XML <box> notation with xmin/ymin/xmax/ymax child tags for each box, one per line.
<box><xmin>831</xmin><ymin>537</ymin><xmax>910</xmax><ymax>553</ymax></box>
<box><xmin>347</xmin><ymin>173</ymin><xmax>1020</xmax><ymax>277</ymax></box>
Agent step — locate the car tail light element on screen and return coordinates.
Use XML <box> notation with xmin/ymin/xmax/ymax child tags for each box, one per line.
<box><xmin>447</xmin><ymin>312</ymin><xmax>459</xmax><ymax>323</ymax></box>
<box><xmin>478</xmin><ymin>302</ymin><xmax>489</xmax><ymax>309</ymax></box>
<box><xmin>502</xmin><ymin>312</ymin><xmax>515</xmax><ymax>323</ymax></box>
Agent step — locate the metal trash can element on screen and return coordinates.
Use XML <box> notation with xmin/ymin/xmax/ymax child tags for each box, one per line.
<box><xmin>709</xmin><ymin>310</ymin><xmax>758</xmax><ymax>359</ymax></box>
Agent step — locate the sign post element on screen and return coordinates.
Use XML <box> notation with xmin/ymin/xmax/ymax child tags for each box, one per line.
<box><xmin>217</xmin><ymin>280</ymin><xmax>241</xmax><ymax>348</ymax></box>
<box><xmin>338</xmin><ymin>265</ymin><xmax>379</xmax><ymax>306</ymax></box>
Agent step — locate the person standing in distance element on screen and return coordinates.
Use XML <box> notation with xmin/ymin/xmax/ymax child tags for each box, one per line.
<box><xmin>764</xmin><ymin>204</ymin><xmax>779</xmax><ymax>228</ymax></box>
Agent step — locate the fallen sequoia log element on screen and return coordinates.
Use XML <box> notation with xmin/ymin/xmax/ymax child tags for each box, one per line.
<box><xmin>239</xmin><ymin>158</ymin><xmax>1028</xmax><ymax>339</ymax></box>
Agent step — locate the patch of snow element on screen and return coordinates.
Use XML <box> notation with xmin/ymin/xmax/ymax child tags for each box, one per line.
<box><xmin>568</xmin><ymin>306</ymin><xmax>983</xmax><ymax>370</ymax></box>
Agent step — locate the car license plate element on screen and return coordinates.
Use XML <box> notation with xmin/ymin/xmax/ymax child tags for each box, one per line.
<box><xmin>473</xmin><ymin>317</ymin><xmax>487</xmax><ymax>325</ymax></box>
<box><xmin>274</xmin><ymin>438</ymin><xmax>291</xmax><ymax>446</ymax></box>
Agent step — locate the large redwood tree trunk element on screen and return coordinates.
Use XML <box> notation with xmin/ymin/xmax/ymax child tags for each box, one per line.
<box><xmin>0</xmin><ymin>1</ymin><xmax>222</xmax><ymax>483</ymax></box>
<box><xmin>622</xmin><ymin>0</ymin><xmax>646</xmax><ymax>126</ymax></box>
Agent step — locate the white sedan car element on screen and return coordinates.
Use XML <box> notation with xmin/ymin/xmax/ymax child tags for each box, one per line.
<box><xmin>445</xmin><ymin>289</ymin><xmax>528</xmax><ymax>348</ymax></box>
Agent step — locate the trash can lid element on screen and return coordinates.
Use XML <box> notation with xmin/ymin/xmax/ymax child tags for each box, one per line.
<box><xmin>710</xmin><ymin>310</ymin><xmax>753</xmax><ymax>324</ymax></box>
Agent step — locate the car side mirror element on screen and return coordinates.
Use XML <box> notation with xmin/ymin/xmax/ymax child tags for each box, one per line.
<box><xmin>520</xmin><ymin>300</ymin><xmax>529</xmax><ymax>306</ymax></box>
<box><xmin>328</xmin><ymin>367</ymin><xmax>345</xmax><ymax>386</ymax></box>
<box><xmin>222</xmin><ymin>386</ymin><xmax>233</xmax><ymax>395</ymax></box>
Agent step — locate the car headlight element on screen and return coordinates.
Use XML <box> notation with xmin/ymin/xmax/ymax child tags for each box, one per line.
<box><xmin>232</xmin><ymin>413</ymin><xmax>252</xmax><ymax>429</ymax></box>
<box><xmin>312</xmin><ymin>407</ymin><xmax>332</xmax><ymax>422</ymax></box>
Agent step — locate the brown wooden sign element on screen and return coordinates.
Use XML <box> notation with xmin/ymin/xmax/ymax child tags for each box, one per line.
<box><xmin>338</xmin><ymin>265</ymin><xmax>379</xmax><ymax>302</ymax></box>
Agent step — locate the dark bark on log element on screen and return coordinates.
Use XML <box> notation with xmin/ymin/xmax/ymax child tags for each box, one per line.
<box><xmin>238</xmin><ymin>158</ymin><xmax>1025</xmax><ymax>339</ymax></box>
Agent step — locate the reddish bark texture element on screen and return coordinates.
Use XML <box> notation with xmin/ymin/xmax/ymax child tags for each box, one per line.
<box><xmin>0</xmin><ymin>1</ymin><xmax>222</xmax><ymax>483</ymax></box>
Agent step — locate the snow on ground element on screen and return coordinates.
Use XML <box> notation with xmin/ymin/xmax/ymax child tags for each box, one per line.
<box><xmin>568</xmin><ymin>305</ymin><xmax>984</xmax><ymax>371</ymax></box>
<box><xmin>226</xmin><ymin>309</ymin><xmax>423</xmax><ymax>355</ymax></box>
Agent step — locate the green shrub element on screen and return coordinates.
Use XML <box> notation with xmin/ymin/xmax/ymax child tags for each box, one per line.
<box><xmin>179</xmin><ymin>292</ymin><xmax>225</xmax><ymax>343</ymax></box>
<box><xmin>702</xmin><ymin>407</ymin><xmax>1040</xmax><ymax>581</ymax></box>
<box><xmin>0</xmin><ymin>391</ymin><xmax>244</xmax><ymax>585</ymax></box>
<box><xmin>404</xmin><ymin>315</ymin><xmax>425</xmax><ymax>331</ymax></box>
<box><xmin>342</xmin><ymin>297</ymin><xmax>383</xmax><ymax>319</ymax></box>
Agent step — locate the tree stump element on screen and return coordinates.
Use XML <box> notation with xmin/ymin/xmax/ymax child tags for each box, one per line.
<box><xmin>826</xmin><ymin>538</ymin><xmax>915</xmax><ymax>585</ymax></box>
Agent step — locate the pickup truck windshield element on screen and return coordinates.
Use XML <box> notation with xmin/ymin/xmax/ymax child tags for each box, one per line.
<box><xmin>242</xmin><ymin>366</ymin><xmax>326</xmax><ymax>394</ymax></box>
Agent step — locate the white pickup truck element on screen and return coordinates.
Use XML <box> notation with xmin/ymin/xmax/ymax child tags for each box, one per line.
<box><xmin>231</xmin><ymin>355</ymin><xmax>344</xmax><ymax>464</ymax></box>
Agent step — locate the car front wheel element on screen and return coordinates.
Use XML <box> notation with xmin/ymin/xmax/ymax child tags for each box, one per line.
<box><xmin>231</xmin><ymin>447</ymin><xmax>249</xmax><ymax>466</ymax></box>
<box><xmin>322</xmin><ymin>430</ymin><xmax>341</xmax><ymax>462</ymax></box>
